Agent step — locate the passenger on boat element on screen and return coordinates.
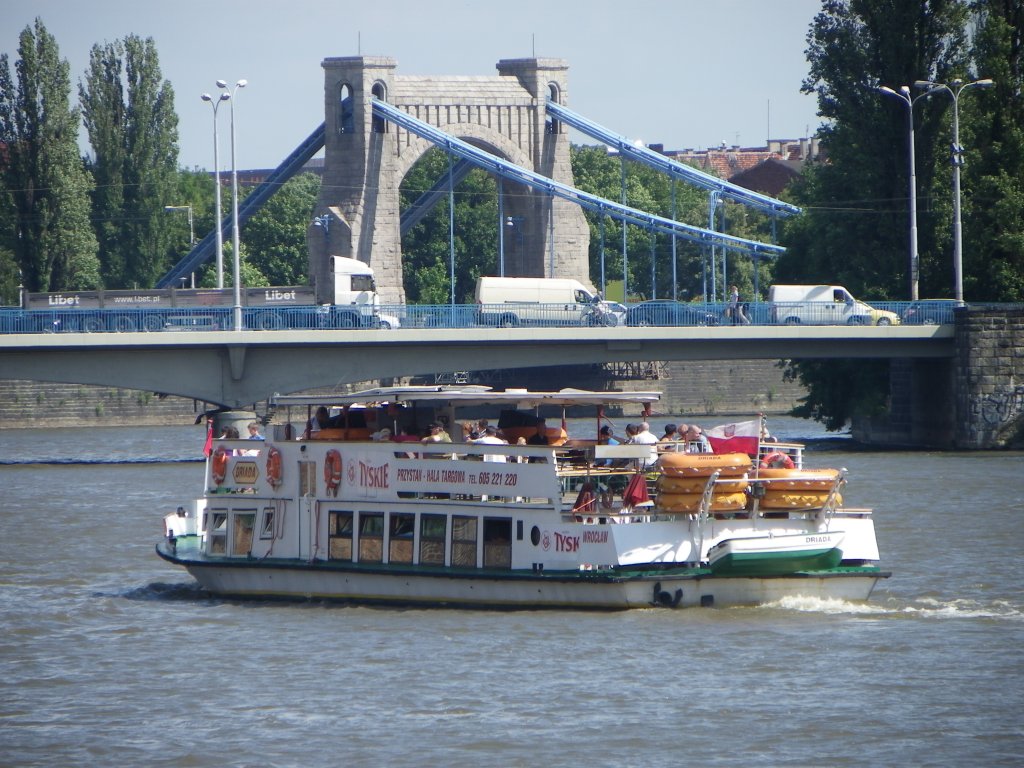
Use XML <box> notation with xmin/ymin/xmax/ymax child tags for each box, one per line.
<box><xmin>527</xmin><ymin>418</ymin><xmax>549</xmax><ymax>445</ymax></box>
<box><xmin>371</xmin><ymin>427</ymin><xmax>392</xmax><ymax>441</ymax></box>
<box><xmin>247</xmin><ymin>422</ymin><xmax>265</xmax><ymax>441</ymax></box>
<box><xmin>421</xmin><ymin>422</ymin><xmax>452</xmax><ymax>444</ymax></box>
<box><xmin>659</xmin><ymin>424</ymin><xmax>679</xmax><ymax>443</ymax></box>
<box><xmin>761</xmin><ymin>423</ymin><xmax>778</xmax><ymax>443</ymax></box>
<box><xmin>622</xmin><ymin>423</ymin><xmax>638</xmax><ymax>443</ymax></box>
<box><xmin>685</xmin><ymin>424</ymin><xmax>712</xmax><ymax>453</ymax></box>
<box><xmin>633</xmin><ymin>422</ymin><xmax>659</xmax><ymax>468</ymax></box>
<box><xmin>303</xmin><ymin>407</ymin><xmax>330</xmax><ymax>439</ymax></box>
<box><xmin>597</xmin><ymin>425</ymin><xmax>620</xmax><ymax>467</ymax></box>
<box><xmin>472</xmin><ymin>426</ymin><xmax>508</xmax><ymax>463</ymax></box>
<box><xmin>219</xmin><ymin>426</ymin><xmax>240</xmax><ymax>439</ymax></box>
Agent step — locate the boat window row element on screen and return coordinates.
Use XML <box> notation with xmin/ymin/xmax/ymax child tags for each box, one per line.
<box><xmin>328</xmin><ymin>510</ymin><xmax>512</xmax><ymax>569</ymax></box>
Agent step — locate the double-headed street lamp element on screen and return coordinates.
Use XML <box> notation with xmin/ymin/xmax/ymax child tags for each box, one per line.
<box><xmin>201</xmin><ymin>90</ymin><xmax>230</xmax><ymax>289</ymax></box>
<box><xmin>914</xmin><ymin>77</ymin><xmax>993</xmax><ymax>304</ymax></box>
<box><xmin>878</xmin><ymin>84</ymin><xmax>931</xmax><ymax>300</ymax></box>
<box><xmin>218</xmin><ymin>79</ymin><xmax>247</xmax><ymax>331</ymax></box>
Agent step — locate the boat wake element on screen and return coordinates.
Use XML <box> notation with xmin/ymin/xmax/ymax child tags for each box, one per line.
<box><xmin>764</xmin><ymin>594</ymin><xmax>1023</xmax><ymax>621</ymax></box>
<box><xmin>120</xmin><ymin>581</ymin><xmax>214</xmax><ymax>602</ymax></box>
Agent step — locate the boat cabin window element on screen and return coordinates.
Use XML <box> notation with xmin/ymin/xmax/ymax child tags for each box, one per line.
<box><xmin>209</xmin><ymin>511</ymin><xmax>227</xmax><ymax>554</ymax></box>
<box><xmin>329</xmin><ymin>511</ymin><xmax>353</xmax><ymax>561</ymax></box>
<box><xmin>358</xmin><ymin>512</ymin><xmax>384</xmax><ymax>563</ymax></box>
<box><xmin>389</xmin><ymin>512</ymin><xmax>415</xmax><ymax>564</ymax></box>
<box><xmin>483</xmin><ymin>517</ymin><xmax>512</xmax><ymax>569</ymax></box>
<box><xmin>451</xmin><ymin>515</ymin><xmax>477</xmax><ymax>568</ymax></box>
<box><xmin>260</xmin><ymin>506</ymin><xmax>276</xmax><ymax>539</ymax></box>
<box><xmin>419</xmin><ymin>514</ymin><xmax>446</xmax><ymax>566</ymax></box>
<box><xmin>232</xmin><ymin>512</ymin><xmax>256</xmax><ymax>556</ymax></box>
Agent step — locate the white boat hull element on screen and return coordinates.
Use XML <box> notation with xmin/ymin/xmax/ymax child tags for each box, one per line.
<box><xmin>159</xmin><ymin>541</ymin><xmax>885</xmax><ymax>610</ymax></box>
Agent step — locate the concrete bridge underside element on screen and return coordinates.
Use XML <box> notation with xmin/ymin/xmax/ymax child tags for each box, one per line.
<box><xmin>0</xmin><ymin>326</ymin><xmax>954</xmax><ymax>408</ymax></box>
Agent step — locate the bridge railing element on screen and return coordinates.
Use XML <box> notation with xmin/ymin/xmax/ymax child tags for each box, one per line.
<box><xmin>0</xmin><ymin>300</ymin><xmax>969</xmax><ymax>335</ymax></box>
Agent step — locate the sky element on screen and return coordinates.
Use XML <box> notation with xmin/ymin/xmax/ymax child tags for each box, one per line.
<box><xmin>4</xmin><ymin>0</ymin><xmax>825</xmax><ymax>171</ymax></box>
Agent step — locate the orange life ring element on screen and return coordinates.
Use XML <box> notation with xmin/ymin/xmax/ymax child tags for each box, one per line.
<box><xmin>657</xmin><ymin>491</ymin><xmax>748</xmax><ymax>514</ymax></box>
<box><xmin>211</xmin><ymin>446</ymin><xmax>229</xmax><ymax>485</ymax></box>
<box><xmin>657</xmin><ymin>475</ymin><xmax>749</xmax><ymax>495</ymax></box>
<box><xmin>659</xmin><ymin>452</ymin><xmax>751</xmax><ymax>477</ymax></box>
<box><xmin>759</xmin><ymin>451</ymin><xmax>795</xmax><ymax>470</ymax></box>
<box><xmin>266</xmin><ymin>446</ymin><xmax>283</xmax><ymax>489</ymax></box>
<box><xmin>757</xmin><ymin>468</ymin><xmax>840</xmax><ymax>491</ymax></box>
<box><xmin>760</xmin><ymin>490</ymin><xmax>842</xmax><ymax>510</ymax></box>
<box><xmin>324</xmin><ymin>449</ymin><xmax>342</xmax><ymax>497</ymax></box>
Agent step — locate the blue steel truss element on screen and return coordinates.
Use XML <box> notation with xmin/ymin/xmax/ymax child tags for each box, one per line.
<box><xmin>373</xmin><ymin>99</ymin><xmax>785</xmax><ymax>257</ymax></box>
<box><xmin>545</xmin><ymin>101</ymin><xmax>801</xmax><ymax>218</ymax></box>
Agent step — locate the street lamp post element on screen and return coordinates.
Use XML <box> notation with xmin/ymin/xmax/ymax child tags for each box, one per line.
<box><xmin>201</xmin><ymin>91</ymin><xmax>230</xmax><ymax>289</ymax></box>
<box><xmin>505</xmin><ymin>216</ymin><xmax>524</xmax><ymax>277</ymax></box>
<box><xmin>878</xmin><ymin>84</ymin><xmax>928</xmax><ymax>300</ymax></box>
<box><xmin>163</xmin><ymin>204</ymin><xmax>194</xmax><ymax>287</ymax></box>
<box><xmin>219</xmin><ymin>79</ymin><xmax>247</xmax><ymax>331</ymax></box>
<box><xmin>914</xmin><ymin>77</ymin><xmax>993</xmax><ymax>304</ymax></box>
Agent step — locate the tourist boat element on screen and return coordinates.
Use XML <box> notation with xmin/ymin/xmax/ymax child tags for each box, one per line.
<box><xmin>156</xmin><ymin>386</ymin><xmax>889</xmax><ymax>609</ymax></box>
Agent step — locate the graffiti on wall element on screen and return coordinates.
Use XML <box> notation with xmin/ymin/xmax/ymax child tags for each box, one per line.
<box><xmin>973</xmin><ymin>384</ymin><xmax>1024</xmax><ymax>427</ymax></box>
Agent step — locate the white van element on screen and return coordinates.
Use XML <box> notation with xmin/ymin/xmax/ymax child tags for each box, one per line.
<box><xmin>475</xmin><ymin>277</ymin><xmax>607</xmax><ymax>327</ymax></box>
<box><xmin>768</xmin><ymin>284</ymin><xmax>900</xmax><ymax>326</ymax></box>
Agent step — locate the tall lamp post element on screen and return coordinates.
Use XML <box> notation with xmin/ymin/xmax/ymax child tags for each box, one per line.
<box><xmin>201</xmin><ymin>90</ymin><xmax>230</xmax><ymax>289</ymax></box>
<box><xmin>163</xmin><ymin>204</ymin><xmax>194</xmax><ymax>287</ymax></box>
<box><xmin>219</xmin><ymin>79</ymin><xmax>247</xmax><ymax>331</ymax></box>
<box><xmin>505</xmin><ymin>216</ymin><xmax>524</xmax><ymax>277</ymax></box>
<box><xmin>878</xmin><ymin>84</ymin><xmax>928</xmax><ymax>300</ymax></box>
<box><xmin>914</xmin><ymin>77</ymin><xmax>993</xmax><ymax>304</ymax></box>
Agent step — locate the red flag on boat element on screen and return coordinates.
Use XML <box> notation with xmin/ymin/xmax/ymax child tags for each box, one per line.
<box><xmin>203</xmin><ymin>418</ymin><xmax>214</xmax><ymax>457</ymax></box>
<box><xmin>705</xmin><ymin>418</ymin><xmax>760</xmax><ymax>457</ymax></box>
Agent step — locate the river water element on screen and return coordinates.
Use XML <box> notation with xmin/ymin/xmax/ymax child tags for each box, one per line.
<box><xmin>1</xmin><ymin>420</ymin><xmax>1022</xmax><ymax>767</ymax></box>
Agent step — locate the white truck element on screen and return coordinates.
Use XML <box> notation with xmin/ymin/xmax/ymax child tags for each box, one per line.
<box><xmin>475</xmin><ymin>276</ymin><xmax>614</xmax><ymax>327</ymax></box>
<box><xmin>768</xmin><ymin>284</ymin><xmax>900</xmax><ymax>326</ymax></box>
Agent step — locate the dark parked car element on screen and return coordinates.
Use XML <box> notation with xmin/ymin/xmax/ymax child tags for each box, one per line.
<box><xmin>625</xmin><ymin>300</ymin><xmax>720</xmax><ymax>327</ymax></box>
<box><xmin>901</xmin><ymin>299</ymin><xmax>958</xmax><ymax>325</ymax></box>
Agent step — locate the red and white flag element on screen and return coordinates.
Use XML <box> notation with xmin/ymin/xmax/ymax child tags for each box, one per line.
<box><xmin>705</xmin><ymin>418</ymin><xmax>760</xmax><ymax>457</ymax></box>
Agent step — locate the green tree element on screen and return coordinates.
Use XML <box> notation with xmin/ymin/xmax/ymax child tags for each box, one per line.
<box><xmin>777</xmin><ymin>0</ymin><xmax>970</xmax><ymax>430</ymax></box>
<box><xmin>80</xmin><ymin>34</ymin><xmax>179</xmax><ymax>288</ymax></box>
<box><xmin>960</xmin><ymin>0</ymin><xmax>1024</xmax><ymax>301</ymax></box>
<box><xmin>0</xmin><ymin>18</ymin><xmax>99</xmax><ymax>291</ymax></box>
<box><xmin>400</xmin><ymin>148</ymin><xmax>499</xmax><ymax>303</ymax></box>
<box><xmin>243</xmin><ymin>172</ymin><xmax>320</xmax><ymax>286</ymax></box>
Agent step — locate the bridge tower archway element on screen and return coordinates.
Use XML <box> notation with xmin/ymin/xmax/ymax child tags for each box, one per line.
<box><xmin>310</xmin><ymin>56</ymin><xmax>590</xmax><ymax>304</ymax></box>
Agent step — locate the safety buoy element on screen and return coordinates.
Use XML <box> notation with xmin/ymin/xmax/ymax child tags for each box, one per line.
<box><xmin>211</xmin><ymin>446</ymin><xmax>229</xmax><ymax>486</ymax></box>
<box><xmin>266</xmin><ymin>446</ymin><xmax>283</xmax><ymax>489</ymax></box>
<box><xmin>757</xmin><ymin>468</ymin><xmax>840</xmax><ymax>491</ymax></box>
<box><xmin>759</xmin><ymin>451</ymin><xmax>795</xmax><ymax>470</ymax></box>
<box><xmin>760</xmin><ymin>491</ymin><xmax>842</xmax><ymax>510</ymax></box>
<box><xmin>657</xmin><ymin>475</ymin><xmax>749</xmax><ymax>495</ymax></box>
<box><xmin>324</xmin><ymin>449</ymin><xmax>342</xmax><ymax>497</ymax></box>
<box><xmin>659</xmin><ymin>452</ymin><xmax>751</xmax><ymax>477</ymax></box>
<box><xmin>657</xmin><ymin>491</ymin><xmax>748</xmax><ymax>514</ymax></box>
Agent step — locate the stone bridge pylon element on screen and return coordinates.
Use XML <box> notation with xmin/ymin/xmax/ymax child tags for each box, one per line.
<box><xmin>309</xmin><ymin>56</ymin><xmax>591</xmax><ymax>304</ymax></box>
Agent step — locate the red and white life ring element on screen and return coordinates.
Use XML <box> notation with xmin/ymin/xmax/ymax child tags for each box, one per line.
<box><xmin>759</xmin><ymin>451</ymin><xmax>795</xmax><ymax>470</ymax></box>
<box><xmin>324</xmin><ymin>449</ymin><xmax>342</xmax><ymax>497</ymax></box>
<box><xmin>266</xmin><ymin>446</ymin><xmax>284</xmax><ymax>489</ymax></box>
<box><xmin>211</xmin><ymin>446</ymin><xmax>229</xmax><ymax>486</ymax></box>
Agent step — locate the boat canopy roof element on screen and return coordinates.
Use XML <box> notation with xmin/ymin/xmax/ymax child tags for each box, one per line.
<box><xmin>269</xmin><ymin>386</ymin><xmax>661</xmax><ymax>410</ymax></box>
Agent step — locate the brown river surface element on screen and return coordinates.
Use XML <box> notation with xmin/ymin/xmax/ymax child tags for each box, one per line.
<box><xmin>1</xmin><ymin>419</ymin><xmax>1022</xmax><ymax>767</ymax></box>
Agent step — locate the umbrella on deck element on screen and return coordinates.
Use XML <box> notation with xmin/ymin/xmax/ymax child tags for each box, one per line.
<box><xmin>623</xmin><ymin>471</ymin><xmax>650</xmax><ymax>508</ymax></box>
